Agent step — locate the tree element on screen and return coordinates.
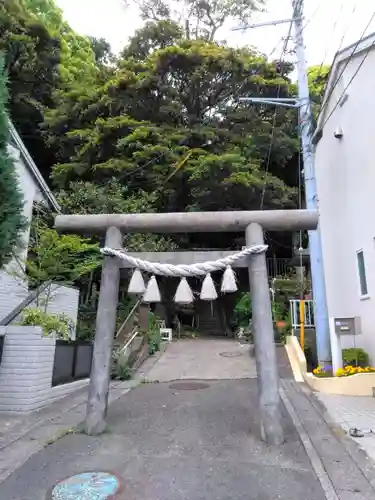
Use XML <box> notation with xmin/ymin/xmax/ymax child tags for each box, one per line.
<box><xmin>0</xmin><ymin>0</ymin><xmax>101</xmax><ymax>181</ymax></box>
<box><xmin>0</xmin><ymin>56</ymin><xmax>27</xmax><ymax>268</ymax></box>
<box><xmin>23</xmin><ymin>0</ymin><xmax>99</xmax><ymax>87</ymax></box>
<box><xmin>308</xmin><ymin>64</ymin><xmax>330</xmax><ymax>118</ymax></box>
<box><xmin>0</xmin><ymin>0</ymin><xmax>62</xmax><ymax>180</ymax></box>
<box><xmin>47</xmin><ymin>35</ymin><xmax>298</xmax><ymax>248</ymax></box>
<box><xmin>26</xmin><ymin>219</ymin><xmax>100</xmax><ymax>290</ymax></box>
<box><xmin>122</xmin><ymin>20</ymin><xmax>183</xmax><ymax>60</ymax></box>
<box><xmin>125</xmin><ymin>0</ymin><xmax>265</xmax><ymax>40</ymax></box>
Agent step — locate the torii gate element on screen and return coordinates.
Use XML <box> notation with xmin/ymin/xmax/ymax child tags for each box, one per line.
<box><xmin>55</xmin><ymin>209</ymin><xmax>318</xmax><ymax>445</ymax></box>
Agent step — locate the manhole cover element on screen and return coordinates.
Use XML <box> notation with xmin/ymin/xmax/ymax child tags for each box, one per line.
<box><xmin>49</xmin><ymin>472</ymin><xmax>121</xmax><ymax>499</ymax></box>
<box><xmin>219</xmin><ymin>351</ymin><xmax>243</xmax><ymax>358</ymax></box>
<box><xmin>169</xmin><ymin>381</ymin><xmax>210</xmax><ymax>390</ymax></box>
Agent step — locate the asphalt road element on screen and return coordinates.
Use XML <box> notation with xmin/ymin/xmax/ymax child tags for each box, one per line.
<box><xmin>0</xmin><ymin>378</ymin><xmax>327</xmax><ymax>500</ymax></box>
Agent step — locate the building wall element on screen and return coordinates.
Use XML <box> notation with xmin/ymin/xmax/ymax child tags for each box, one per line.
<box><xmin>0</xmin><ymin>326</ymin><xmax>87</xmax><ymax>412</ymax></box>
<box><xmin>315</xmin><ymin>47</ymin><xmax>375</xmax><ymax>361</ymax></box>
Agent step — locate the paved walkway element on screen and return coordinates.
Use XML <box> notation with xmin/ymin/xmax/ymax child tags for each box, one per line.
<box><xmin>144</xmin><ymin>338</ymin><xmax>257</xmax><ymax>381</ymax></box>
<box><xmin>316</xmin><ymin>392</ymin><xmax>375</xmax><ymax>463</ymax></box>
<box><xmin>0</xmin><ymin>339</ymin><xmax>375</xmax><ymax>499</ymax></box>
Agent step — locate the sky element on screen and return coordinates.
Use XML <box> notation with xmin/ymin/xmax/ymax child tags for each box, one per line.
<box><xmin>56</xmin><ymin>0</ymin><xmax>375</xmax><ymax>67</ymax></box>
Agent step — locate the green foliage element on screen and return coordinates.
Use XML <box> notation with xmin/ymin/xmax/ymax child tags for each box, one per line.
<box><xmin>112</xmin><ymin>347</ymin><xmax>133</xmax><ymax>380</ymax></box>
<box><xmin>116</xmin><ymin>361</ymin><xmax>133</xmax><ymax>380</ymax></box>
<box><xmin>0</xmin><ymin>2</ymin><xmax>330</xmax><ymax>258</ymax></box>
<box><xmin>47</xmin><ymin>37</ymin><xmax>298</xmax><ymax>250</ymax></box>
<box><xmin>342</xmin><ymin>348</ymin><xmax>369</xmax><ymax>368</ymax></box>
<box><xmin>146</xmin><ymin>311</ymin><xmax>162</xmax><ymax>355</ymax></box>
<box><xmin>233</xmin><ymin>293</ymin><xmax>251</xmax><ymax>328</ymax></box>
<box><xmin>125</xmin><ymin>0</ymin><xmax>264</xmax><ymax>41</ymax></box>
<box><xmin>21</xmin><ymin>307</ymin><xmax>73</xmax><ymax>339</ymax></box>
<box><xmin>0</xmin><ymin>55</ymin><xmax>27</xmax><ymax>267</ymax></box>
<box><xmin>23</xmin><ymin>0</ymin><xmax>98</xmax><ymax>87</ymax></box>
<box><xmin>308</xmin><ymin>65</ymin><xmax>330</xmax><ymax>119</ymax></box>
<box><xmin>26</xmin><ymin>216</ymin><xmax>100</xmax><ymax>289</ymax></box>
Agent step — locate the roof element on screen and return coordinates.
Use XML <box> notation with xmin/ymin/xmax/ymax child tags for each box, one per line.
<box><xmin>8</xmin><ymin>122</ymin><xmax>60</xmax><ymax>213</ymax></box>
<box><xmin>316</xmin><ymin>31</ymin><xmax>375</xmax><ymax>131</ymax></box>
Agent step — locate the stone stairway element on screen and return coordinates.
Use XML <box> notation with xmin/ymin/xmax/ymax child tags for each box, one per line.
<box><xmin>196</xmin><ymin>301</ymin><xmax>226</xmax><ymax>336</ymax></box>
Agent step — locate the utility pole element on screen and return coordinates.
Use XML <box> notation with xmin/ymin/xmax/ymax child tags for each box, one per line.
<box><xmin>236</xmin><ymin>0</ymin><xmax>332</xmax><ymax>366</ymax></box>
<box><xmin>292</xmin><ymin>0</ymin><xmax>331</xmax><ymax>365</ymax></box>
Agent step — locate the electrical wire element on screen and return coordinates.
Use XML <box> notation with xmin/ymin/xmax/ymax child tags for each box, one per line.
<box><xmin>259</xmin><ymin>20</ymin><xmax>293</xmax><ymax>209</ymax></box>
<box><xmin>315</xmin><ymin>0</ymin><xmax>345</xmax><ymax>78</ymax></box>
<box><xmin>259</xmin><ymin>0</ymin><xmax>325</xmax><ymax>209</ymax></box>
<box><xmin>321</xmin><ymin>33</ymin><xmax>375</xmax><ymax>128</ymax></box>
<box><xmin>318</xmin><ymin>9</ymin><xmax>375</xmax><ymax>122</ymax></box>
<box><xmin>121</xmin><ymin>64</ymin><xmax>262</xmax><ymax>182</ymax></box>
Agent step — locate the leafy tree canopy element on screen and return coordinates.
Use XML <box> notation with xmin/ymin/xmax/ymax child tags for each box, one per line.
<box><xmin>0</xmin><ymin>1</ymin><xmax>330</xmax><ymax>253</ymax></box>
<box><xmin>125</xmin><ymin>0</ymin><xmax>264</xmax><ymax>40</ymax></box>
<box><xmin>47</xmin><ymin>33</ymin><xmax>298</xmax><ymax>250</ymax></box>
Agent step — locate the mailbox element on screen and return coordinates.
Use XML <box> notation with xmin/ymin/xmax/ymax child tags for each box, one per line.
<box><xmin>333</xmin><ymin>317</ymin><xmax>361</xmax><ymax>336</ymax></box>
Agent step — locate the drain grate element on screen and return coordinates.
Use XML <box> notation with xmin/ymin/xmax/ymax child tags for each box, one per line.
<box><xmin>169</xmin><ymin>381</ymin><xmax>210</xmax><ymax>391</ymax></box>
<box><xmin>219</xmin><ymin>351</ymin><xmax>243</xmax><ymax>358</ymax></box>
<box><xmin>49</xmin><ymin>471</ymin><xmax>121</xmax><ymax>499</ymax></box>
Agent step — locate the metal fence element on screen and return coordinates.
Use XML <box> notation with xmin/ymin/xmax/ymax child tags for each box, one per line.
<box><xmin>52</xmin><ymin>340</ymin><xmax>93</xmax><ymax>386</ymax></box>
<box><xmin>289</xmin><ymin>299</ymin><xmax>315</xmax><ymax>331</ymax></box>
<box><xmin>267</xmin><ymin>258</ymin><xmax>292</xmax><ymax>278</ymax></box>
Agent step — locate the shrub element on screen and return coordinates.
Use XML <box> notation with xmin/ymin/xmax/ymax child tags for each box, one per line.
<box><xmin>21</xmin><ymin>307</ymin><xmax>73</xmax><ymax>339</ymax></box>
<box><xmin>342</xmin><ymin>348</ymin><xmax>369</xmax><ymax>368</ymax></box>
<box><xmin>148</xmin><ymin>329</ymin><xmax>161</xmax><ymax>355</ymax></box>
<box><xmin>116</xmin><ymin>359</ymin><xmax>133</xmax><ymax>380</ymax></box>
<box><xmin>145</xmin><ymin>310</ymin><xmax>161</xmax><ymax>355</ymax></box>
<box><xmin>233</xmin><ymin>293</ymin><xmax>251</xmax><ymax>328</ymax></box>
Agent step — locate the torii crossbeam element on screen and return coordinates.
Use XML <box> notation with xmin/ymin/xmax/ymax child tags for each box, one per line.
<box><xmin>55</xmin><ymin>209</ymin><xmax>319</xmax><ymax>445</ymax></box>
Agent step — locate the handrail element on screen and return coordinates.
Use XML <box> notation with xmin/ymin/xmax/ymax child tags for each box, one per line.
<box><xmin>123</xmin><ymin>327</ymin><xmax>139</xmax><ymax>351</ymax></box>
<box><xmin>0</xmin><ymin>281</ymin><xmax>52</xmax><ymax>326</ymax></box>
<box><xmin>116</xmin><ymin>298</ymin><xmax>141</xmax><ymax>339</ymax></box>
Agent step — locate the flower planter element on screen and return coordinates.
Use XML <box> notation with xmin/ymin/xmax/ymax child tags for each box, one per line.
<box><xmin>285</xmin><ymin>335</ymin><xmax>375</xmax><ymax>396</ymax></box>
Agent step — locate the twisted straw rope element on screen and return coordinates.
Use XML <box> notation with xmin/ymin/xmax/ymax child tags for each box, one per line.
<box><xmin>100</xmin><ymin>245</ymin><xmax>268</xmax><ymax>277</ymax></box>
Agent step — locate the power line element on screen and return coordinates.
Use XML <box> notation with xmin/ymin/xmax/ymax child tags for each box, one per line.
<box><xmin>259</xmin><ymin>0</ymin><xmax>325</xmax><ymax>209</ymax></box>
<box><xmin>259</xmin><ymin>21</ymin><xmax>293</xmax><ymax>209</ymax></box>
<box><xmin>321</xmin><ymin>34</ymin><xmax>375</xmax><ymax>128</ymax></box>
<box><xmin>318</xmin><ymin>9</ymin><xmax>375</xmax><ymax>121</ymax></box>
<box><xmin>315</xmin><ymin>1</ymin><xmax>345</xmax><ymax>77</ymax></box>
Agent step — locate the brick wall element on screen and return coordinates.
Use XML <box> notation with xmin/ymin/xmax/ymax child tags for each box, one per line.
<box><xmin>0</xmin><ymin>326</ymin><xmax>88</xmax><ymax>412</ymax></box>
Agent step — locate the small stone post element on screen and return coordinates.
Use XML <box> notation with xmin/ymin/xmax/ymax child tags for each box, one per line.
<box><xmin>84</xmin><ymin>226</ymin><xmax>122</xmax><ymax>435</ymax></box>
<box><xmin>245</xmin><ymin>223</ymin><xmax>284</xmax><ymax>445</ymax></box>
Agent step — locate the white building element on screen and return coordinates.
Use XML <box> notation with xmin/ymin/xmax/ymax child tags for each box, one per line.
<box><xmin>0</xmin><ymin>123</ymin><xmax>60</xmax><ymax>321</ymax></box>
<box><xmin>314</xmin><ymin>33</ymin><xmax>375</xmax><ymax>363</ymax></box>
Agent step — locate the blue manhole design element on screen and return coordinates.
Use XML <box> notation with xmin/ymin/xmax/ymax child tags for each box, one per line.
<box><xmin>51</xmin><ymin>472</ymin><xmax>120</xmax><ymax>499</ymax></box>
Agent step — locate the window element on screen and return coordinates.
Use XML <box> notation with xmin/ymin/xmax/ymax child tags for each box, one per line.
<box><xmin>356</xmin><ymin>250</ymin><xmax>368</xmax><ymax>297</ymax></box>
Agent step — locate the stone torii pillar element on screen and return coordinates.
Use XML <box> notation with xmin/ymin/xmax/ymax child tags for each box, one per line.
<box><xmin>55</xmin><ymin>209</ymin><xmax>319</xmax><ymax>444</ymax></box>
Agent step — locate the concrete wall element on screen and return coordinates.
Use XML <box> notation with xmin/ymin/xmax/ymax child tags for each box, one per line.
<box><xmin>0</xmin><ymin>326</ymin><xmax>88</xmax><ymax>413</ymax></box>
<box><xmin>315</xmin><ymin>43</ymin><xmax>375</xmax><ymax>362</ymax></box>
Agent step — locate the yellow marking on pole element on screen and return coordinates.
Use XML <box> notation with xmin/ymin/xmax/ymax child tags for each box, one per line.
<box><xmin>163</xmin><ymin>150</ymin><xmax>194</xmax><ymax>185</ymax></box>
<box><xmin>299</xmin><ymin>299</ymin><xmax>305</xmax><ymax>351</ymax></box>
